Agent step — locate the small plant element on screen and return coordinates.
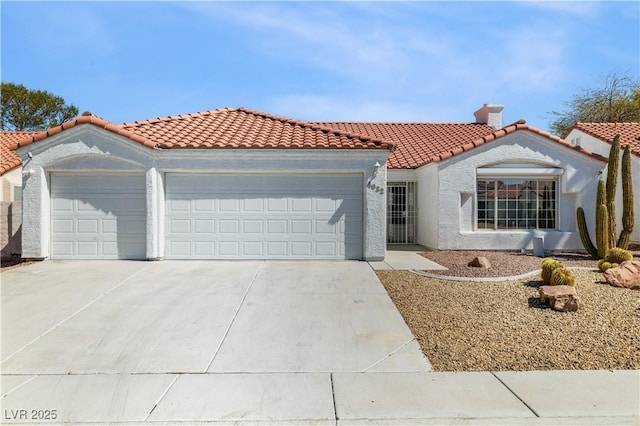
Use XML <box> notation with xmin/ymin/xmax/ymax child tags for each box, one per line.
<box><xmin>541</xmin><ymin>258</ymin><xmax>565</xmax><ymax>285</ymax></box>
<box><xmin>598</xmin><ymin>248</ymin><xmax>632</xmax><ymax>272</ymax></box>
<box><xmin>550</xmin><ymin>268</ymin><xmax>577</xmax><ymax>287</ymax></box>
<box><xmin>606</xmin><ymin>247</ymin><xmax>633</xmax><ymax>264</ymax></box>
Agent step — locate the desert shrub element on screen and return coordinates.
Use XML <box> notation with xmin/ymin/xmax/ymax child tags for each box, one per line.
<box><xmin>605</xmin><ymin>247</ymin><xmax>633</xmax><ymax>264</ymax></box>
<box><xmin>541</xmin><ymin>258</ymin><xmax>565</xmax><ymax>284</ymax></box>
<box><xmin>598</xmin><ymin>260</ymin><xmax>619</xmax><ymax>272</ymax></box>
<box><xmin>550</xmin><ymin>268</ymin><xmax>577</xmax><ymax>287</ymax></box>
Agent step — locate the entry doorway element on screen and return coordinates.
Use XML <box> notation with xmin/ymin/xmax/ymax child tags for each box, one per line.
<box><xmin>387</xmin><ymin>182</ymin><xmax>417</xmax><ymax>244</ymax></box>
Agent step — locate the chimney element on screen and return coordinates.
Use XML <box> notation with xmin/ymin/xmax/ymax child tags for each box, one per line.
<box><xmin>474</xmin><ymin>104</ymin><xmax>504</xmax><ymax>129</ymax></box>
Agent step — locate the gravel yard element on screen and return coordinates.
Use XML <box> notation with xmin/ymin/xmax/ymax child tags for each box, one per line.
<box><xmin>378</xmin><ymin>250</ymin><xmax>640</xmax><ymax>372</ymax></box>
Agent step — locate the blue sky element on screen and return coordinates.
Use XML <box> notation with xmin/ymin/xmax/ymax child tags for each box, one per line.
<box><xmin>2</xmin><ymin>1</ymin><xmax>638</xmax><ymax>133</ymax></box>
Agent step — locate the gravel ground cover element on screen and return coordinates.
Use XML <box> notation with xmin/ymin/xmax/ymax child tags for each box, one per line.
<box><xmin>378</xmin><ymin>250</ymin><xmax>640</xmax><ymax>372</ymax></box>
<box><xmin>421</xmin><ymin>250</ymin><xmax>603</xmax><ymax>277</ymax></box>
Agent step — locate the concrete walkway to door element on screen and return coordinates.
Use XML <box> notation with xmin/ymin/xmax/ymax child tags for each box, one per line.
<box><xmin>369</xmin><ymin>244</ymin><xmax>447</xmax><ymax>270</ymax></box>
<box><xmin>1</xmin><ymin>260</ymin><xmax>637</xmax><ymax>424</ymax></box>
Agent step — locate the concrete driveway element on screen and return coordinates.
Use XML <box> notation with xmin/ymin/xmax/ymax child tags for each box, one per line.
<box><xmin>1</xmin><ymin>260</ymin><xmax>430</xmax><ymax>423</ymax></box>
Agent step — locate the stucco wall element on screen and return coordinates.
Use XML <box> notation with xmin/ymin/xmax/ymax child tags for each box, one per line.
<box><xmin>17</xmin><ymin>125</ymin><xmax>390</xmax><ymax>260</ymax></box>
<box><xmin>432</xmin><ymin>131</ymin><xmax>605</xmax><ymax>251</ymax></box>
<box><xmin>565</xmin><ymin>129</ymin><xmax>640</xmax><ymax>243</ymax></box>
<box><xmin>1</xmin><ymin>167</ymin><xmax>22</xmax><ymax>202</ymax></box>
<box><xmin>1</xmin><ymin>168</ymin><xmax>23</xmax><ymax>257</ymax></box>
<box><xmin>1</xmin><ymin>200</ymin><xmax>21</xmax><ymax>258</ymax></box>
<box><xmin>415</xmin><ymin>164</ymin><xmax>439</xmax><ymax>248</ymax></box>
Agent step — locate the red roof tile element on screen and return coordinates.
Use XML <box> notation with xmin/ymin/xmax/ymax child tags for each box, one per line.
<box><xmin>320</xmin><ymin>120</ymin><xmax>607</xmax><ymax>169</ymax></box>
<box><xmin>121</xmin><ymin>107</ymin><xmax>394</xmax><ymax>151</ymax></box>
<box><xmin>317</xmin><ymin>122</ymin><xmax>496</xmax><ymax>169</ymax></box>
<box><xmin>12</xmin><ymin>108</ymin><xmax>394</xmax><ymax>153</ymax></box>
<box><xmin>0</xmin><ymin>131</ymin><xmax>40</xmax><ymax>175</ymax></box>
<box><xmin>569</xmin><ymin>122</ymin><xmax>640</xmax><ymax>158</ymax></box>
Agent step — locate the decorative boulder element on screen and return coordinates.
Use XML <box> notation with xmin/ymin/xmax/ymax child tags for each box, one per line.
<box><xmin>604</xmin><ymin>260</ymin><xmax>640</xmax><ymax>290</ymax></box>
<box><xmin>539</xmin><ymin>285</ymin><xmax>579</xmax><ymax>312</ymax></box>
<box><xmin>468</xmin><ymin>256</ymin><xmax>491</xmax><ymax>268</ymax></box>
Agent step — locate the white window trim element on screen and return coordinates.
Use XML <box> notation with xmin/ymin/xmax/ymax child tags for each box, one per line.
<box><xmin>476</xmin><ymin>167</ymin><xmax>563</xmax><ymax>177</ymax></box>
<box><xmin>475</xmin><ymin>170</ymin><xmax>561</xmax><ymax>232</ymax></box>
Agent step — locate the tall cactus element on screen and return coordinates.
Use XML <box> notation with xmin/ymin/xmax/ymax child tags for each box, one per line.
<box><xmin>606</xmin><ymin>136</ymin><xmax>619</xmax><ymax>248</ymax></box>
<box><xmin>576</xmin><ymin>207</ymin><xmax>597</xmax><ymax>257</ymax></box>
<box><xmin>617</xmin><ymin>144</ymin><xmax>634</xmax><ymax>249</ymax></box>
<box><xmin>576</xmin><ymin>134</ymin><xmax>634</xmax><ymax>258</ymax></box>
<box><xmin>596</xmin><ymin>203</ymin><xmax>610</xmax><ymax>259</ymax></box>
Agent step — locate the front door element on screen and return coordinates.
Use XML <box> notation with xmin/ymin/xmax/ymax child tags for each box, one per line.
<box><xmin>386</xmin><ymin>182</ymin><xmax>416</xmax><ymax>244</ymax></box>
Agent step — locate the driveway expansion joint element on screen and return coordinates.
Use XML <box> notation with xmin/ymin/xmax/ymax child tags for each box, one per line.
<box><xmin>360</xmin><ymin>337</ymin><xmax>420</xmax><ymax>372</ymax></box>
<box><xmin>491</xmin><ymin>371</ymin><xmax>540</xmax><ymax>417</ymax></box>
<box><xmin>144</xmin><ymin>375</ymin><xmax>179</xmax><ymax>421</ymax></box>
<box><xmin>204</xmin><ymin>261</ymin><xmax>265</xmax><ymax>372</ymax></box>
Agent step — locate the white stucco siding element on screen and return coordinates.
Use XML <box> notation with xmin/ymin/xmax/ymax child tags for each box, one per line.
<box><xmin>566</xmin><ymin>129</ymin><xmax>640</xmax><ymax>243</ymax></box>
<box><xmin>17</xmin><ymin>125</ymin><xmax>389</xmax><ymax>260</ymax></box>
<box><xmin>1</xmin><ymin>167</ymin><xmax>22</xmax><ymax>202</ymax></box>
<box><xmin>435</xmin><ymin>131</ymin><xmax>605</xmax><ymax>251</ymax></box>
<box><xmin>415</xmin><ymin>164</ymin><xmax>439</xmax><ymax>248</ymax></box>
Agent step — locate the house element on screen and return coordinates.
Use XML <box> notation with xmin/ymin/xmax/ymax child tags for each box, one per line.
<box><xmin>565</xmin><ymin>122</ymin><xmax>640</xmax><ymax>243</ymax></box>
<box><xmin>10</xmin><ymin>105</ymin><xmax>608</xmax><ymax>261</ymax></box>
<box><xmin>321</xmin><ymin>105</ymin><xmax>607</xmax><ymax>251</ymax></box>
<box><xmin>13</xmin><ymin>109</ymin><xmax>392</xmax><ymax>260</ymax></box>
<box><xmin>1</xmin><ymin>131</ymin><xmax>39</xmax><ymax>258</ymax></box>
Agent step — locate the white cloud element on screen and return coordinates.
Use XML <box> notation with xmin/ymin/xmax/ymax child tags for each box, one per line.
<box><xmin>180</xmin><ymin>2</ymin><xmax>410</xmax><ymax>83</ymax></box>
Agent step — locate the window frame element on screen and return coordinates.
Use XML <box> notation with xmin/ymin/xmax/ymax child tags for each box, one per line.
<box><xmin>475</xmin><ymin>167</ymin><xmax>562</xmax><ymax>232</ymax></box>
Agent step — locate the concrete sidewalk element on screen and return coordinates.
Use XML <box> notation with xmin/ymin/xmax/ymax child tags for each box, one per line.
<box><xmin>2</xmin><ymin>370</ymin><xmax>637</xmax><ymax>424</ymax></box>
<box><xmin>369</xmin><ymin>245</ymin><xmax>447</xmax><ymax>271</ymax></box>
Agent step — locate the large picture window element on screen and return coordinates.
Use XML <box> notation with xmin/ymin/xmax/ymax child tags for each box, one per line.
<box><xmin>477</xmin><ymin>178</ymin><xmax>557</xmax><ymax>230</ymax></box>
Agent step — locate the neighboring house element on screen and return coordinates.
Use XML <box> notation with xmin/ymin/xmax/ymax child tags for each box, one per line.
<box><xmin>1</xmin><ymin>131</ymin><xmax>39</xmax><ymax>258</ymax></box>
<box><xmin>321</xmin><ymin>104</ymin><xmax>606</xmax><ymax>251</ymax></box>
<box><xmin>11</xmin><ymin>105</ymin><xmax>607</xmax><ymax>261</ymax></box>
<box><xmin>565</xmin><ymin>122</ymin><xmax>640</xmax><ymax>243</ymax></box>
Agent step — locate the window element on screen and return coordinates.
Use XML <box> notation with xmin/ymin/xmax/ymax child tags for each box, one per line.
<box><xmin>477</xmin><ymin>178</ymin><xmax>557</xmax><ymax>230</ymax></box>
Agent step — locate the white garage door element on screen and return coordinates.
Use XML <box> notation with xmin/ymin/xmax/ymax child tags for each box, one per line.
<box><xmin>165</xmin><ymin>174</ymin><xmax>363</xmax><ymax>259</ymax></box>
<box><xmin>51</xmin><ymin>174</ymin><xmax>146</xmax><ymax>259</ymax></box>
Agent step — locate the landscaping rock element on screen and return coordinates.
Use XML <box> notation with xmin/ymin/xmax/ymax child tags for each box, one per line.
<box><xmin>468</xmin><ymin>256</ymin><xmax>491</xmax><ymax>268</ymax></box>
<box><xmin>539</xmin><ymin>285</ymin><xmax>579</xmax><ymax>312</ymax></box>
<box><xmin>604</xmin><ymin>260</ymin><xmax>640</xmax><ymax>290</ymax></box>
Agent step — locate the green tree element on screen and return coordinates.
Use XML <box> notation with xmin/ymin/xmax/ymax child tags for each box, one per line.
<box><xmin>0</xmin><ymin>82</ymin><xmax>79</xmax><ymax>131</ymax></box>
<box><xmin>549</xmin><ymin>72</ymin><xmax>640</xmax><ymax>137</ymax></box>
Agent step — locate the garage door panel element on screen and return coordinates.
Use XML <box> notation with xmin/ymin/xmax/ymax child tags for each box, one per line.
<box><xmin>50</xmin><ymin>174</ymin><xmax>146</xmax><ymax>260</ymax></box>
<box><xmin>267</xmin><ymin>220</ymin><xmax>287</xmax><ymax>234</ymax></box>
<box><xmin>219</xmin><ymin>241</ymin><xmax>240</xmax><ymax>256</ymax></box>
<box><xmin>194</xmin><ymin>199</ymin><xmax>215</xmax><ymax>212</ymax></box>
<box><xmin>267</xmin><ymin>199</ymin><xmax>287</xmax><ymax>212</ymax></box>
<box><xmin>165</xmin><ymin>174</ymin><xmax>363</xmax><ymax>259</ymax></box>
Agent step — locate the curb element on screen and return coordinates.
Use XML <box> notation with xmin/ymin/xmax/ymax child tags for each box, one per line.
<box><xmin>409</xmin><ymin>267</ymin><xmax>600</xmax><ymax>282</ymax></box>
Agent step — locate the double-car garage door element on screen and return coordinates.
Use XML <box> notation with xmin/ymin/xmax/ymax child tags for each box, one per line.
<box><xmin>165</xmin><ymin>174</ymin><xmax>363</xmax><ymax>259</ymax></box>
<box><xmin>50</xmin><ymin>173</ymin><xmax>363</xmax><ymax>260</ymax></box>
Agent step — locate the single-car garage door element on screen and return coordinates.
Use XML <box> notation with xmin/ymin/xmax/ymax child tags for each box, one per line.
<box><xmin>165</xmin><ymin>174</ymin><xmax>363</xmax><ymax>259</ymax></box>
<box><xmin>50</xmin><ymin>173</ymin><xmax>146</xmax><ymax>259</ymax></box>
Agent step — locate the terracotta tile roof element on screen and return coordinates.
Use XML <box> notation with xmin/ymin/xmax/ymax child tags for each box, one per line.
<box><xmin>121</xmin><ymin>107</ymin><xmax>394</xmax><ymax>150</ymax></box>
<box><xmin>569</xmin><ymin>122</ymin><xmax>640</xmax><ymax>158</ymax></box>
<box><xmin>320</xmin><ymin>120</ymin><xmax>607</xmax><ymax>169</ymax></box>
<box><xmin>12</xmin><ymin>108</ymin><xmax>394</xmax><ymax>153</ymax></box>
<box><xmin>0</xmin><ymin>131</ymin><xmax>40</xmax><ymax>175</ymax></box>
<box><xmin>10</xmin><ymin>112</ymin><xmax>158</xmax><ymax>152</ymax></box>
